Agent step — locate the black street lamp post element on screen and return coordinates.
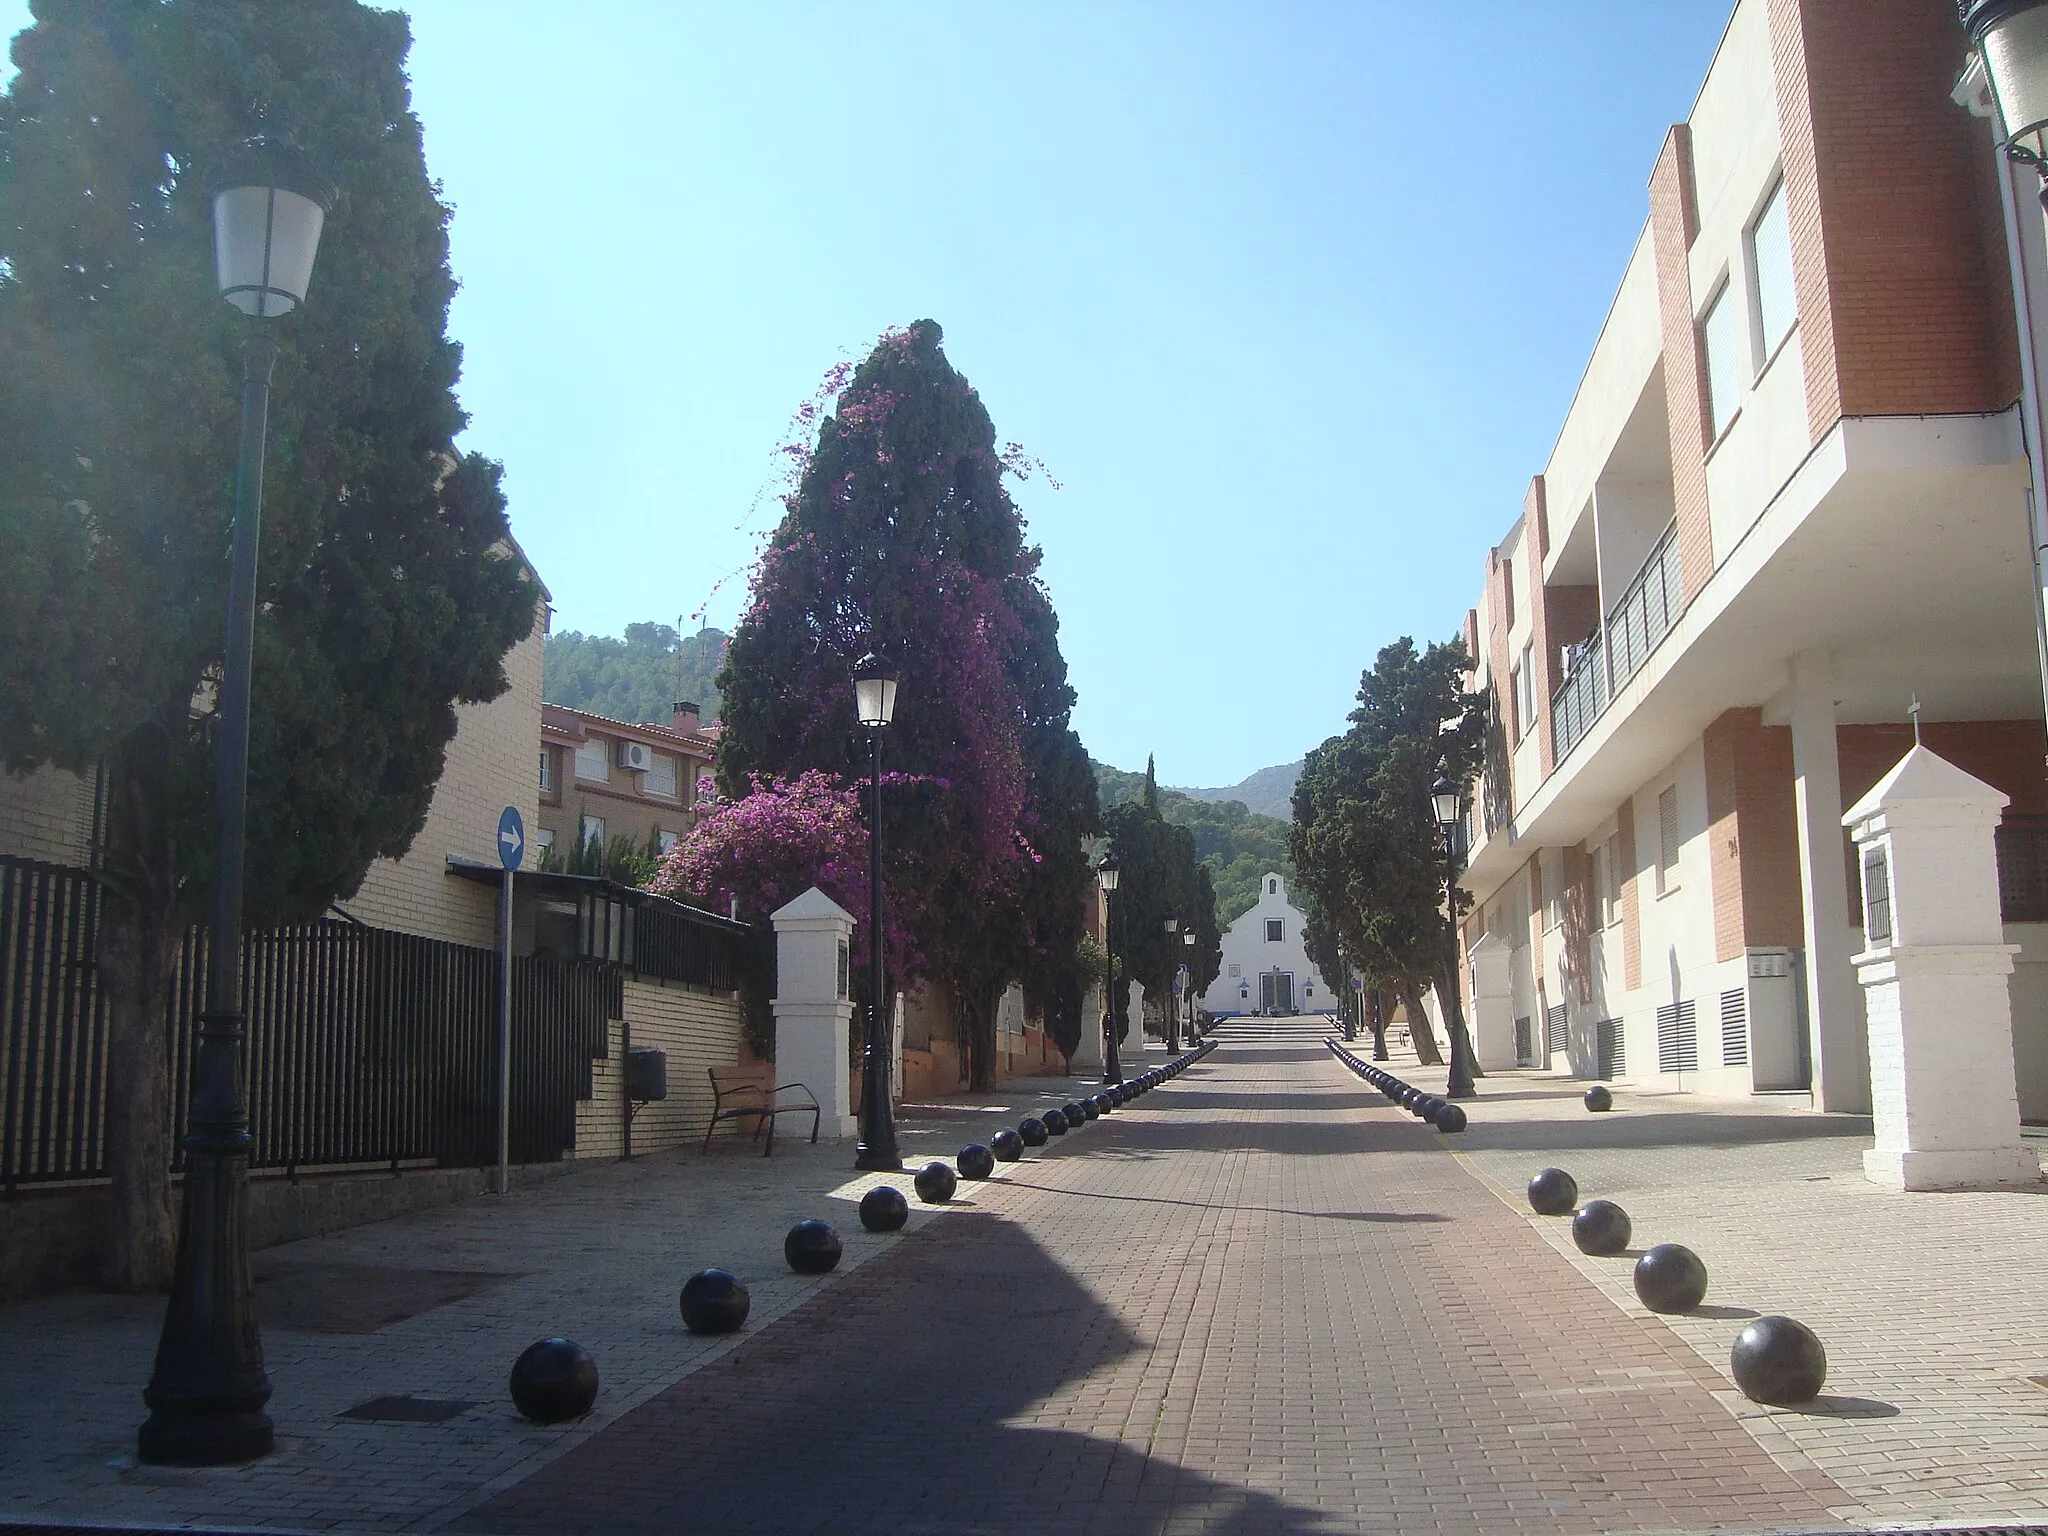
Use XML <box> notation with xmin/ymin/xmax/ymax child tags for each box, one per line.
<box><xmin>853</xmin><ymin>653</ymin><xmax>902</xmax><ymax>1172</ymax></box>
<box><xmin>1432</xmin><ymin>774</ymin><xmax>1477</xmax><ymax>1102</ymax></box>
<box><xmin>1098</xmin><ymin>858</ymin><xmax>1123</xmax><ymax>1085</ymax></box>
<box><xmin>140</xmin><ymin>133</ymin><xmax>336</xmax><ymax>1467</ymax></box>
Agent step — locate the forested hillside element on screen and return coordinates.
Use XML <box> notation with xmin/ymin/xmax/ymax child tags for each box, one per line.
<box><xmin>543</xmin><ymin>623</ymin><xmax>728</xmax><ymax>723</ymax></box>
<box><xmin>1095</xmin><ymin>762</ymin><xmax>1294</xmax><ymax>928</ymax></box>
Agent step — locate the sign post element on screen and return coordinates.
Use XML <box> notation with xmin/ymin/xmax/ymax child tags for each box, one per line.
<box><xmin>494</xmin><ymin>806</ymin><xmax>523</xmax><ymax>1195</ymax></box>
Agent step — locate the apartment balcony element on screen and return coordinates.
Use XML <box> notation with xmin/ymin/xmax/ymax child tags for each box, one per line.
<box><xmin>1551</xmin><ymin>520</ymin><xmax>1684</xmax><ymax>766</ymax></box>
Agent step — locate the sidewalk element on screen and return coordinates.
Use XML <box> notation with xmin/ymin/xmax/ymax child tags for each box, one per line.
<box><xmin>1384</xmin><ymin>1039</ymin><xmax>2048</xmax><ymax>1530</ymax></box>
<box><xmin>0</xmin><ymin>1066</ymin><xmax>1113</xmax><ymax>1535</ymax></box>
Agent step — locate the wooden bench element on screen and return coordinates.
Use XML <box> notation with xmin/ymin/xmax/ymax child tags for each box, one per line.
<box><xmin>703</xmin><ymin>1068</ymin><xmax>820</xmax><ymax>1156</ymax></box>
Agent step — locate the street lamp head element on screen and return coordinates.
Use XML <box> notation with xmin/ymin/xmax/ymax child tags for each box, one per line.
<box><xmin>1965</xmin><ymin>0</ymin><xmax>2048</xmax><ymax>157</ymax></box>
<box><xmin>1431</xmin><ymin>773</ymin><xmax>1460</xmax><ymax>831</ymax></box>
<box><xmin>211</xmin><ymin>132</ymin><xmax>337</xmax><ymax>318</ymax></box>
<box><xmin>1163</xmin><ymin>917</ymin><xmax>1179</xmax><ymax>933</ymax></box>
<box><xmin>1183</xmin><ymin>931</ymin><xmax>1195</xmax><ymax>946</ymax></box>
<box><xmin>852</xmin><ymin>651</ymin><xmax>899</xmax><ymax>728</ymax></box>
<box><xmin>1096</xmin><ymin>856</ymin><xmax>1121</xmax><ymax>893</ymax></box>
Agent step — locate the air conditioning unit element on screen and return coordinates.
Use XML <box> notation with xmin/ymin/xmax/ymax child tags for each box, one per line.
<box><xmin>616</xmin><ymin>739</ymin><xmax>652</xmax><ymax>772</ymax></box>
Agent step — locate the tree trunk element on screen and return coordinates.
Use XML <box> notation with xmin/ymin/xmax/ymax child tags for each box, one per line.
<box><xmin>1399</xmin><ymin>979</ymin><xmax>1444</xmax><ymax>1066</ymax></box>
<box><xmin>1367</xmin><ymin>987</ymin><xmax>1389</xmax><ymax>1060</ymax></box>
<box><xmin>98</xmin><ymin>726</ymin><xmax>182</xmax><ymax>1293</ymax></box>
<box><xmin>956</xmin><ymin>978</ymin><xmax>1001</xmax><ymax>1094</ymax></box>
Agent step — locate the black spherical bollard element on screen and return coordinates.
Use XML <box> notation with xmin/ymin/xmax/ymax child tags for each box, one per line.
<box><xmin>914</xmin><ymin>1160</ymin><xmax>959</xmax><ymax>1204</ymax></box>
<box><xmin>1527</xmin><ymin>1167</ymin><xmax>1579</xmax><ymax>1215</ymax></box>
<box><xmin>783</xmin><ymin>1219</ymin><xmax>843</xmax><ymax>1275</ymax></box>
<box><xmin>957</xmin><ymin>1143</ymin><xmax>996</xmax><ymax>1181</ymax></box>
<box><xmin>1073</xmin><ymin>1099</ymin><xmax>1097</xmax><ymax>1122</ymax></box>
<box><xmin>1434</xmin><ymin>1102</ymin><xmax>1468</xmax><ymax>1133</ymax></box>
<box><xmin>1730</xmin><ymin>1316</ymin><xmax>1827</xmax><ymax>1405</ymax></box>
<box><xmin>1043</xmin><ymin>1108</ymin><xmax>1069</xmax><ymax>1135</ymax></box>
<box><xmin>1584</xmin><ymin>1084</ymin><xmax>1614</xmax><ymax>1113</ymax></box>
<box><xmin>859</xmin><ymin>1183</ymin><xmax>910</xmax><ymax>1233</ymax></box>
<box><xmin>1419</xmin><ymin>1096</ymin><xmax>1446</xmax><ymax>1121</ymax></box>
<box><xmin>991</xmin><ymin>1128</ymin><xmax>1024</xmax><ymax>1162</ymax></box>
<box><xmin>1018</xmin><ymin>1117</ymin><xmax>1048</xmax><ymax>1148</ymax></box>
<box><xmin>509</xmin><ymin>1337</ymin><xmax>599</xmax><ymax>1424</ymax></box>
<box><xmin>1633</xmin><ymin>1243</ymin><xmax>1709</xmax><ymax>1313</ymax></box>
<box><xmin>1571</xmin><ymin>1199</ymin><xmax>1632</xmax><ymax>1255</ymax></box>
<box><xmin>679</xmin><ymin>1268</ymin><xmax>751</xmax><ymax>1335</ymax></box>
<box><xmin>1091</xmin><ymin>1093</ymin><xmax>1112</xmax><ymax>1115</ymax></box>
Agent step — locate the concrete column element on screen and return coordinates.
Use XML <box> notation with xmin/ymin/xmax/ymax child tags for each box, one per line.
<box><xmin>1070</xmin><ymin>982</ymin><xmax>1104</xmax><ymax>1072</ymax></box>
<box><xmin>1788</xmin><ymin>651</ymin><xmax>1869</xmax><ymax>1112</ymax></box>
<box><xmin>1844</xmin><ymin>747</ymin><xmax>2041</xmax><ymax>1190</ymax></box>
<box><xmin>769</xmin><ymin>887</ymin><xmax>858</xmax><ymax>1139</ymax></box>
<box><xmin>1467</xmin><ymin>933</ymin><xmax>1518</xmax><ymax>1071</ymax></box>
<box><xmin>1122</xmin><ymin>981</ymin><xmax>1152</xmax><ymax>1060</ymax></box>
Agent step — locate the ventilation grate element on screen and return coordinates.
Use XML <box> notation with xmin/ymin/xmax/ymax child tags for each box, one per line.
<box><xmin>1720</xmin><ymin>988</ymin><xmax>1748</xmax><ymax>1067</ymax></box>
<box><xmin>1657</xmin><ymin>999</ymin><xmax>1699</xmax><ymax>1073</ymax></box>
<box><xmin>1595</xmin><ymin>1017</ymin><xmax>1625</xmax><ymax>1079</ymax></box>
<box><xmin>1544</xmin><ymin>1002</ymin><xmax>1568</xmax><ymax>1056</ymax></box>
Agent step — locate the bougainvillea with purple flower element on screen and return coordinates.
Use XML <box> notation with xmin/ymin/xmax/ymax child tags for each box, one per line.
<box><xmin>707</xmin><ymin>320</ymin><xmax>1100</xmax><ymax>1087</ymax></box>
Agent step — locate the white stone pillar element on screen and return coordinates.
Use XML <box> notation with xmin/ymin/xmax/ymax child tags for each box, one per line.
<box><xmin>1789</xmin><ymin>651</ymin><xmax>1870</xmax><ymax>1112</ymax></box>
<box><xmin>770</xmin><ymin>888</ymin><xmax>858</xmax><ymax>1139</ymax></box>
<box><xmin>1070</xmin><ymin>982</ymin><xmax>1104</xmax><ymax>1072</ymax></box>
<box><xmin>890</xmin><ymin>990</ymin><xmax>904</xmax><ymax>1104</ymax></box>
<box><xmin>1467</xmin><ymin>933</ymin><xmax>1518</xmax><ymax>1071</ymax></box>
<box><xmin>1123</xmin><ymin>980</ymin><xmax>1152</xmax><ymax>1060</ymax></box>
<box><xmin>1845</xmin><ymin>748</ymin><xmax>2042</xmax><ymax>1190</ymax></box>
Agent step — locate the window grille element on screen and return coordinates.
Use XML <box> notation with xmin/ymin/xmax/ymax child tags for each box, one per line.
<box><xmin>1720</xmin><ymin>988</ymin><xmax>1748</xmax><ymax>1067</ymax></box>
<box><xmin>1656</xmin><ymin>787</ymin><xmax>1680</xmax><ymax>895</ymax></box>
<box><xmin>1656</xmin><ymin>999</ymin><xmax>1699</xmax><ymax>1073</ymax></box>
<box><xmin>1595</xmin><ymin>1017</ymin><xmax>1625</xmax><ymax>1079</ymax></box>
<box><xmin>1545</xmin><ymin>1001</ymin><xmax>1568</xmax><ymax>1056</ymax></box>
<box><xmin>1266</xmin><ymin>919</ymin><xmax>1283</xmax><ymax>942</ymax></box>
<box><xmin>1862</xmin><ymin>847</ymin><xmax>1892</xmax><ymax>946</ymax></box>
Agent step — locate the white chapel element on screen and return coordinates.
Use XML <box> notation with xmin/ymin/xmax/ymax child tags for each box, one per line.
<box><xmin>1201</xmin><ymin>872</ymin><xmax>1334</xmax><ymax>1018</ymax></box>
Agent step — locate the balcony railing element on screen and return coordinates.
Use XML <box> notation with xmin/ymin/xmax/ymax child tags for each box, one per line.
<box><xmin>1550</xmin><ymin>519</ymin><xmax>1683</xmax><ymax>766</ymax></box>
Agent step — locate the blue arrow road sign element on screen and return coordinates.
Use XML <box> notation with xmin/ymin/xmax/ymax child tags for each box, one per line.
<box><xmin>498</xmin><ymin>806</ymin><xmax>525</xmax><ymax>871</ymax></box>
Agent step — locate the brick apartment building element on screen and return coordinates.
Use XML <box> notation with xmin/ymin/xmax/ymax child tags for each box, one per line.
<box><xmin>537</xmin><ymin>702</ymin><xmax>715</xmax><ymax>862</ymax></box>
<box><xmin>1441</xmin><ymin>0</ymin><xmax>2048</xmax><ymax>1121</ymax></box>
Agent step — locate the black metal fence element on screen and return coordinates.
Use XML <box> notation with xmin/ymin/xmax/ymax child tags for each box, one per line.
<box><xmin>2</xmin><ymin>855</ymin><xmax>624</xmax><ymax>1190</ymax></box>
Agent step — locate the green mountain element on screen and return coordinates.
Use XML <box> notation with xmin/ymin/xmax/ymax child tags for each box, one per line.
<box><xmin>543</xmin><ymin>622</ymin><xmax>728</xmax><ymax>724</ymax></box>
<box><xmin>1095</xmin><ymin>761</ymin><xmax>1294</xmax><ymax>930</ymax></box>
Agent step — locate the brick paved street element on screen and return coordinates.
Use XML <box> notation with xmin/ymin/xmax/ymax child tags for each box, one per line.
<box><xmin>451</xmin><ymin>1021</ymin><xmax>1840</xmax><ymax>1536</ymax></box>
<box><xmin>10</xmin><ymin>1020</ymin><xmax>2048</xmax><ymax>1535</ymax></box>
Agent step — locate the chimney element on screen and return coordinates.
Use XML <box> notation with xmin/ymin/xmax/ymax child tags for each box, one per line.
<box><xmin>672</xmin><ymin>700</ymin><xmax>701</xmax><ymax>734</ymax></box>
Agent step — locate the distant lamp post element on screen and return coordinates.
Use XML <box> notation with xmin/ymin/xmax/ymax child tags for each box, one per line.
<box><xmin>853</xmin><ymin>652</ymin><xmax>901</xmax><ymax>1172</ymax></box>
<box><xmin>1098</xmin><ymin>858</ymin><xmax>1123</xmax><ymax>1085</ymax></box>
<box><xmin>1162</xmin><ymin>917</ymin><xmax>1180</xmax><ymax>1048</ymax></box>
<box><xmin>1960</xmin><ymin>0</ymin><xmax>2048</xmax><ymax>735</ymax></box>
<box><xmin>140</xmin><ymin>132</ymin><xmax>336</xmax><ymax>1468</ymax></box>
<box><xmin>1432</xmin><ymin>773</ymin><xmax>1476</xmax><ymax>1101</ymax></box>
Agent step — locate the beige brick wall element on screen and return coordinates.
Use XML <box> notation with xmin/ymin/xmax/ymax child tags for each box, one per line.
<box><xmin>345</xmin><ymin>612</ymin><xmax>544</xmax><ymax>947</ymax></box>
<box><xmin>0</xmin><ymin>764</ymin><xmax>95</xmax><ymax>865</ymax></box>
<box><xmin>573</xmin><ymin>975</ymin><xmax>748</xmax><ymax>1159</ymax></box>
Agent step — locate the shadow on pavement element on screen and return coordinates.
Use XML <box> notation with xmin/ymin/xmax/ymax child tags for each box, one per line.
<box><xmin>448</xmin><ymin>1209</ymin><xmax>1339</xmax><ymax>1536</ymax></box>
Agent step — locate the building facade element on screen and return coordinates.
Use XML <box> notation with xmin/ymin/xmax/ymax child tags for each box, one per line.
<box><xmin>538</xmin><ymin>702</ymin><xmax>715</xmax><ymax>862</ymax></box>
<box><xmin>1202</xmin><ymin>872</ymin><xmax>1333</xmax><ymax>1017</ymax></box>
<box><xmin>1446</xmin><ymin>0</ymin><xmax>2048</xmax><ymax>1121</ymax></box>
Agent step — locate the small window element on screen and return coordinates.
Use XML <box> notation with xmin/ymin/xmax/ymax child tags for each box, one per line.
<box><xmin>1516</xmin><ymin>642</ymin><xmax>1537</xmax><ymax>739</ymax></box>
<box><xmin>643</xmin><ymin>753</ymin><xmax>677</xmax><ymax>798</ymax></box>
<box><xmin>1863</xmin><ymin>846</ymin><xmax>1892</xmax><ymax>945</ymax></box>
<box><xmin>1541</xmin><ymin>853</ymin><xmax>1561</xmax><ymax>933</ymax></box>
<box><xmin>658</xmin><ymin>830</ymin><xmax>679</xmax><ymax>854</ymax></box>
<box><xmin>1591</xmin><ymin>844</ymin><xmax>1609</xmax><ymax>928</ymax></box>
<box><xmin>580</xmin><ymin>813</ymin><xmax>605</xmax><ymax>848</ymax></box>
<box><xmin>1265</xmin><ymin>919</ymin><xmax>1284</xmax><ymax>943</ymax></box>
<box><xmin>1702</xmin><ymin>280</ymin><xmax>1742</xmax><ymax>441</ymax></box>
<box><xmin>539</xmin><ymin>751</ymin><xmax>553</xmax><ymax>793</ymax></box>
<box><xmin>1268</xmin><ymin>878</ymin><xmax>1277</xmax><ymax>895</ymax></box>
<box><xmin>1228</xmin><ymin>963</ymin><xmax>1241</xmax><ymax>978</ymax></box>
<box><xmin>534</xmin><ymin>828</ymin><xmax>555</xmax><ymax>856</ymax></box>
<box><xmin>1749</xmin><ymin>175</ymin><xmax>1796</xmax><ymax>362</ymax></box>
<box><xmin>836</xmin><ymin>939</ymin><xmax>850</xmax><ymax>1000</ymax></box>
<box><xmin>1656</xmin><ymin>787</ymin><xmax>1680</xmax><ymax>895</ymax></box>
<box><xmin>1502</xmin><ymin>554</ymin><xmax>1515</xmax><ymax>629</ymax></box>
<box><xmin>1507</xmin><ymin>665</ymin><xmax>1523</xmax><ymax>741</ymax></box>
<box><xmin>573</xmin><ymin>739</ymin><xmax>609</xmax><ymax>782</ymax></box>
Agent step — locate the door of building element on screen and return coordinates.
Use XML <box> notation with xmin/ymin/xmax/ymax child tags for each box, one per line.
<box><xmin>1261</xmin><ymin>971</ymin><xmax>1295</xmax><ymax>1014</ymax></box>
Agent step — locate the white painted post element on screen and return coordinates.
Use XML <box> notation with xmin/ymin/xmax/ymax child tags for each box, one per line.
<box><xmin>1071</xmin><ymin>982</ymin><xmax>1104</xmax><ymax>1072</ymax></box>
<box><xmin>769</xmin><ymin>888</ymin><xmax>859</xmax><ymax>1139</ymax></box>
<box><xmin>1124</xmin><ymin>980</ymin><xmax>1152</xmax><ymax>1060</ymax></box>
<box><xmin>1790</xmin><ymin>651</ymin><xmax>1870</xmax><ymax>1112</ymax></box>
<box><xmin>1844</xmin><ymin>747</ymin><xmax>2042</xmax><ymax>1191</ymax></box>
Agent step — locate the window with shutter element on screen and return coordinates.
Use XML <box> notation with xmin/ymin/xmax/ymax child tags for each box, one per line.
<box><xmin>1656</xmin><ymin>787</ymin><xmax>1680</xmax><ymax>895</ymax></box>
<box><xmin>643</xmin><ymin>753</ymin><xmax>677</xmax><ymax>798</ymax></box>
<box><xmin>573</xmin><ymin>739</ymin><xmax>609</xmax><ymax>782</ymax></box>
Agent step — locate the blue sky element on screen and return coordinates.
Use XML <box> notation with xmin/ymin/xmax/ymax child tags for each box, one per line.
<box><xmin>3</xmin><ymin>2</ymin><xmax>1734</xmax><ymax>788</ymax></box>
